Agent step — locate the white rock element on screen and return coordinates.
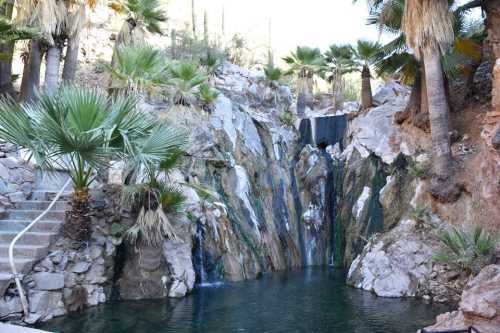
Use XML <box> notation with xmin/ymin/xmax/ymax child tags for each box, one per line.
<box><xmin>32</xmin><ymin>272</ymin><xmax>64</xmax><ymax>291</ymax></box>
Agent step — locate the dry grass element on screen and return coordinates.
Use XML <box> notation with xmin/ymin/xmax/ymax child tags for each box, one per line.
<box><xmin>402</xmin><ymin>0</ymin><xmax>454</xmax><ymax>59</ymax></box>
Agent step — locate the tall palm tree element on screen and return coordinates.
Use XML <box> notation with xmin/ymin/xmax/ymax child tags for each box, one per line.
<box><xmin>353</xmin><ymin>40</ymin><xmax>382</xmax><ymax>109</ymax></box>
<box><xmin>109</xmin><ymin>0</ymin><xmax>167</xmax><ymax>60</ymax></box>
<box><xmin>0</xmin><ymin>11</ymin><xmax>37</xmax><ymax>96</ymax></box>
<box><xmin>62</xmin><ymin>1</ymin><xmax>89</xmax><ymax>83</ymax></box>
<box><xmin>323</xmin><ymin>44</ymin><xmax>356</xmax><ymax>111</ymax></box>
<box><xmin>283</xmin><ymin>46</ymin><xmax>325</xmax><ymax>117</ymax></box>
<box><xmin>402</xmin><ymin>0</ymin><xmax>460</xmax><ymax>201</ymax></box>
<box><xmin>0</xmin><ymin>86</ymin><xmax>186</xmax><ymax>242</ymax></box>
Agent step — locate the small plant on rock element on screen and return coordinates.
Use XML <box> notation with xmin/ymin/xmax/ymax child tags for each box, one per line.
<box><xmin>264</xmin><ymin>64</ymin><xmax>283</xmax><ymax>87</ymax></box>
<box><xmin>168</xmin><ymin>60</ymin><xmax>208</xmax><ymax>105</ymax></box>
<box><xmin>434</xmin><ymin>226</ymin><xmax>497</xmax><ymax>274</ymax></box>
<box><xmin>279</xmin><ymin>112</ymin><xmax>295</xmax><ymax>128</ymax></box>
<box><xmin>198</xmin><ymin>83</ymin><xmax>219</xmax><ymax>112</ymax></box>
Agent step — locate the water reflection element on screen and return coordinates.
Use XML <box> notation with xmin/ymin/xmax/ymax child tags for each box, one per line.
<box><xmin>39</xmin><ymin>267</ymin><xmax>449</xmax><ymax>333</ymax></box>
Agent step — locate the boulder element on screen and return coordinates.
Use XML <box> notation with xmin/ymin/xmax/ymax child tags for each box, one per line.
<box><xmin>32</xmin><ymin>272</ymin><xmax>64</xmax><ymax>291</ymax></box>
<box><xmin>426</xmin><ymin>265</ymin><xmax>500</xmax><ymax>333</ymax></box>
<box><xmin>163</xmin><ymin>240</ymin><xmax>196</xmax><ymax>298</ymax></box>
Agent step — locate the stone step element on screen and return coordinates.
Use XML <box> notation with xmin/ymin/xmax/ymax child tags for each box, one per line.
<box><xmin>0</xmin><ymin>256</ymin><xmax>33</xmax><ymax>271</ymax></box>
<box><xmin>12</xmin><ymin>200</ymin><xmax>69</xmax><ymax>211</ymax></box>
<box><xmin>0</xmin><ymin>244</ymin><xmax>47</xmax><ymax>258</ymax></box>
<box><xmin>0</xmin><ymin>231</ymin><xmax>56</xmax><ymax>244</ymax></box>
<box><xmin>3</xmin><ymin>210</ymin><xmax>66</xmax><ymax>221</ymax></box>
<box><xmin>29</xmin><ymin>191</ymin><xmax>73</xmax><ymax>201</ymax></box>
<box><xmin>0</xmin><ymin>220</ymin><xmax>63</xmax><ymax>233</ymax></box>
<box><xmin>0</xmin><ymin>323</ymin><xmax>53</xmax><ymax>333</ymax></box>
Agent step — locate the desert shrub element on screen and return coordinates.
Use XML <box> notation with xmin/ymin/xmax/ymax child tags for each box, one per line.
<box><xmin>434</xmin><ymin>226</ymin><xmax>497</xmax><ymax>274</ymax></box>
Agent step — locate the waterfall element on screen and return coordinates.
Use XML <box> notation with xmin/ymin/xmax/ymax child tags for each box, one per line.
<box><xmin>296</xmin><ymin>115</ymin><xmax>347</xmax><ymax>267</ymax></box>
<box><xmin>194</xmin><ymin>220</ymin><xmax>208</xmax><ymax>285</ymax></box>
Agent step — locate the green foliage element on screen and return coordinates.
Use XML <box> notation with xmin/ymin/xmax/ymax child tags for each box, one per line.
<box><xmin>343</xmin><ymin>73</ymin><xmax>361</xmax><ymax>102</ymax></box>
<box><xmin>198</xmin><ymin>83</ymin><xmax>219</xmax><ymax>111</ymax></box>
<box><xmin>411</xmin><ymin>205</ymin><xmax>429</xmax><ymax>224</ymax></box>
<box><xmin>264</xmin><ymin>64</ymin><xmax>283</xmax><ymax>83</ymax></box>
<box><xmin>0</xmin><ymin>16</ymin><xmax>38</xmax><ymax>43</ymax></box>
<box><xmin>283</xmin><ymin>46</ymin><xmax>325</xmax><ymax>78</ymax></box>
<box><xmin>408</xmin><ymin>161</ymin><xmax>430</xmax><ymax>179</ymax></box>
<box><xmin>107</xmin><ymin>43</ymin><xmax>169</xmax><ymax>93</ymax></box>
<box><xmin>279</xmin><ymin>112</ymin><xmax>295</xmax><ymax>127</ymax></box>
<box><xmin>168</xmin><ymin>60</ymin><xmax>208</xmax><ymax>105</ymax></box>
<box><xmin>0</xmin><ymin>86</ymin><xmax>185</xmax><ymax>192</ymax></box>
<box><xmin>122</xmin><ymin>139</ymin><xmax>187</xmax><ymax>246</ymax></box>
<box><xmin>110</xmin><ymin>0</ymin><xmax>167</xmax><ymax>34</ymax></box>
<box><xmin>434</xmin><ymin>226</ymin><xmax>497</xmax><ymax>274</ymax></box>
<box><xmin>199</xmin><ymin>51</ymin><xmax>221</xmax><ymax>75</ymax></box>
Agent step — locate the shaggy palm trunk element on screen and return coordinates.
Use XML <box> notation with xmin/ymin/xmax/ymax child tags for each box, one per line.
<box><xmin>0</xmin><ymin>2</ymin><xmax>15</xmax><ymax>96</ymax></box>
<box><xmin>360</xmin><ymin>65</ymin><xmax>372</xmax><ymax>109</ymax></box>
<box><xmin>64</xmin><ymin>188</ymin><xmax>91</xmax><ymax>242</ymax></box>
<box><xmin>296</xmin><ymin>71</ymin><xmax>307</xmax><ymax>118</ymax></box>
<box><xmin>62</xmin><ymin>35</ymin><xmax>80</xmax><ymax>83</ymax></box>
<box><xmin>423</xmin><ymin>47</ymin><xmax>460</xmax><ymax>201</ymax></box>
<box><xmin>20</xmin><ymin>40</ymin><xmax>43</xmax><ymax>102</ymax></box>
<box><xmin>44</xmin><ymin>46</ymin><xmax>62</xmax><ymax>94</ymax></box>
<box><xmin>332</xmin><ymin>71</ymin><xmax>344</xmax><ymax>111</ymax></box>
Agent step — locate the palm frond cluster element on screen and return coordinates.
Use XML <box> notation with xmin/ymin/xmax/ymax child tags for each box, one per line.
<box><xmin>434</xmin><ymin>226</ymin><xmax>497</xmax><ymax>274</ymax></box>
<box><xmin>108</xmin><ymin>43</ymin><xmax>220</xmax><ymax>108</ymax></box>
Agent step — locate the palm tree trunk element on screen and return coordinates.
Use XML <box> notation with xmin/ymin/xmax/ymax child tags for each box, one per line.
<box><xmin>297</xmin><ymin>89</ymin><xmax>306</xmax><ymax>118</ymax></box>
<box><xmin>64</xmin><ymin>187</ymin><xmax>91</xmax><ymax>242</ymax></box>
<box><xmin>360</xmin><ymin>65</ymin><xmax>372</xmax><ymax>109</ymax></box>
<box><xmin>62</xmin><ymin>34</ymin><xmax>80</xmax><ymax>83</ymax></box>
<box><xmin>423</xmin><ymin>47</ymin><xmax>461</xmax><ymax>202</ymax></box>
<box><xmin>0</xmin><ymin>2</ymin><xmax>15</xmax><ymax>97</ymax></box>
<box><xmin>44</xmin><ymin>45</ymin><xmax>62</xmax><ymax>95</ymax></box>
<box><xmin>20</xmin><ymin>40</ymin><xmax>43</xmax><ymax>102</ymax></box>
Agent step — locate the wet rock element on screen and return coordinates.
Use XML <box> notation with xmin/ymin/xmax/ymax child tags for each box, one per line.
<box><xmin>28</xmin><ymin>291</ymin><xmax>66</xmax><ymax>320</ymax></box>
<box><xmin>163</xmin><ymin>240</ymin><xmax>196</xmax><ymax>298</ymax></box>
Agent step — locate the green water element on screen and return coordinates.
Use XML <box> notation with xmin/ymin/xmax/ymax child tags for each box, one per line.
<box><xmin>39</xmin><ymin>268</ymin><xmax>449</xmax><ymax>333</ymax></box>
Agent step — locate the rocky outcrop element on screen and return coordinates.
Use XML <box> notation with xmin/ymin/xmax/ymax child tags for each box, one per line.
<box><xmin>425</xmin><ymin>265</ymin><xmax>500</xmax><ymax>333</ymax></box>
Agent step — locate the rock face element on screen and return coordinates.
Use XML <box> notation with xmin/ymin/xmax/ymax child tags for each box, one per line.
<box><xmin>426</xmin><ymin>265</ymin><xmax>500</xmax><ymax>333</ymax></box>
<box><xmin>347</xmin><ymin>219</ymin><xmax>434</xmax><ymax>298</ymax></box>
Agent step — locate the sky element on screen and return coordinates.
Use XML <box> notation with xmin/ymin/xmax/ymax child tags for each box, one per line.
<box><xmin>166</xmin><ymin>0</ymin><xmax>381</xmax><ymax>60</ymax></box>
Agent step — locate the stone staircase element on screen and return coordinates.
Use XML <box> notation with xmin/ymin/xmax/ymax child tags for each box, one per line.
<box><xmin>0</xmin><ymin>190</ymin><xmax>71</xmax><ymax>296</ymax></box>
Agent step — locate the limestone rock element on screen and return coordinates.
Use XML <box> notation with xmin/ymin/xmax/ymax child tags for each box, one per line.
<box><xmin>426</xmin><ymin>265</ymin><xmax>500</xmax><ymax>333</ymax></box>
<box><xmin>163</xmin><ymin>240</ymin><xmax>195</xmax><ymax>298</ymax></box>
<box><xmin>347</xmin><ymin>219</ymin><xmax>434</xmax><ymax>297</ymax></box>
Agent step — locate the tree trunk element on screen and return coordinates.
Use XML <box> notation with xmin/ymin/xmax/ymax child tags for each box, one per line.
<box><xmin>360</xmin><ymin>65</ymin><xmax>372</xmax><ymax>109</ymax></box>
<box><xmin>0</xmin><ymin>2</ymin><xmax>15</xmax><ymax>97</ymax></box>
<box><xmin>44</xmin><ymin>45</ymin><xmax>62</xmax><ymax>95</ymax></box>
<box><xmin>297</xmin><ymin>88</ymin><xmax>306</xmax><ymax>118</ymax></box>
<box><xmin>63</xmin><ymin>188</ymin><xmax>91</xmax><ymax>243</ymax></box>
<box><xmin>423</xmin><ymin>47</ymin><xmax>461</xmax><ymax>202</ymax></box>
<box><xmin>20</xmin><ymin>40</ymin><xmax>43</xmax><ymax>102</ymax></box>
<box><xmin>62</xmin><ymin>34</ymin><xmax>80</xmax><ymax>83</ymax></box>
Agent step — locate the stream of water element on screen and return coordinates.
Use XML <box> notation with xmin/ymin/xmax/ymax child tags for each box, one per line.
<box><xmin>39</xmin><ymin>268</ymin><xmax>450</xmax><ymax>333</ymax></box>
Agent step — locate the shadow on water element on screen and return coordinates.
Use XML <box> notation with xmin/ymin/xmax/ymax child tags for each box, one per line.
<box><xmin>39</xmin><ymin>267</ymin><xmax>450</xmax><ymax>333</ymax></box>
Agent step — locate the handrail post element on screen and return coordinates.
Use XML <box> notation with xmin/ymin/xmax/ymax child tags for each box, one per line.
<box><xmin>8</xmin><ymin>178</ymin><xmax>71</xmax><ymax>318</ymax></box>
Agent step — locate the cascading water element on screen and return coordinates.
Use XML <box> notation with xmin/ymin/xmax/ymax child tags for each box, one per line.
<box><xmin>194</xmin><ymin>220</ymin><xmax>208</xmax><ymax>285</ymax></box>
<box><xmin>295</xmin><ymin>115</ymin><xmax>347</xmax><ymax>267</ymax></box>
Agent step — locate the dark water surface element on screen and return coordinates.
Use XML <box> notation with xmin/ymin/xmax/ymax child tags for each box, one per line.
<box><xmin>39</xmin><ymin>268</ymin><xmax>450</xmax><ymax>333</ymax></box>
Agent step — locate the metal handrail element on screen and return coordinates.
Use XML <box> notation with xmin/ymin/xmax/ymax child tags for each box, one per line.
<box><xmin>422</xmin><ymin>326</ymin><xmax>481</xmax><ymax>333</ymax></box>
<box><xmin>8</xmin><ymin>178</ymin><xmax>72</xmax><ymax>317</ymax></box>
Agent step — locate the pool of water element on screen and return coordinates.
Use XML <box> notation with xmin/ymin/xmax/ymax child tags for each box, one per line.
<box><xmin>39</xmin><ymin>268</ymin><xmax>450</xmax><ymax>333</ymax></box>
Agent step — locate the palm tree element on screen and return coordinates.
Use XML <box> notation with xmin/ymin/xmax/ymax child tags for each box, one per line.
<box><xmin>0</xmin><ymin>12</ymin><xmax>37</xmax><ymax>96</ymax></box>
<box><xmin>107</xmin><ymin>43</ymin><xmax>170</xmax><ymax>94</ymax></box>
<box><xmin>353</xmin><ymin>40</ymin><xmax>382</xmax><ymax>109</ymax></box>
<box><xmin>283</xmin><ymin>46</ymin><xmax>324</xmax><ymax>117</ymax></box>
<box><xmin>323</xmin><ymin>44</ymin><xmax>356</xmax><ymax>111</ymax></box>
<box><xmin>0</xmin><ymin>86</ymin><xmax>186</xmax><ymax>242</ymax></box>
<box><xmin>62</xmin><ymin>2</ymin><xmax>89</xmax><ymax>83</ymax></box>
<box><xmin>167</xmin><ymin>60</ymin><xmax>207</xmax><ymax>105</ymax></box>
<box><xmin>402</xmin><ymin>0</ymin><xmax>460</xmax><ymax>201</ymax></box>
<box><xmin>109</xmin><ymin>0</ymin><xmax>167</xmax><ymax>59</ymax></box>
